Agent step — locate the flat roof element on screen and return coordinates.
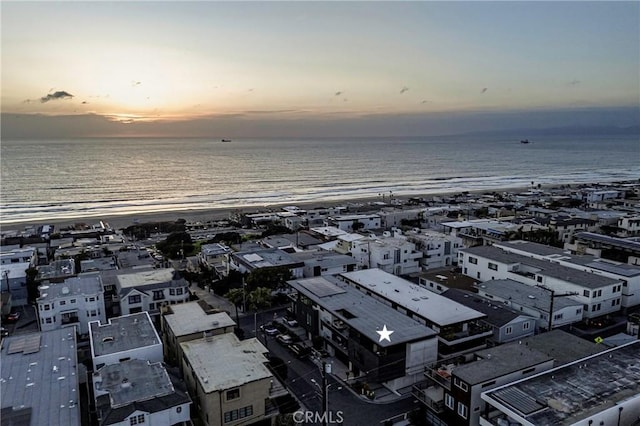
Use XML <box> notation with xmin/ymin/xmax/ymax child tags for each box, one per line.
<box><xmin>340</xmin><ymin>269</ymin><xmax>485</xmax><ymax>326</ymax></box>
<box><xmin>453</xmin><ymin>341</ymin><xmax>553</xmax><ymax>385</ymax></box>
<box><xmin>37</xmin><ymin>274</ymin><xmax>102</xmax><ymax>303</ymax></box>
<box><xmin>117</xmin><ymin>268</ymin><xmax>185</xmax><ymax>289</ymax></box>
<box><xmin>0</xmin><ymin>328</ymin><xmax>80</xmax><ymax>426</ymax></box>
<box><xmin>288</xmin><ymin>276</ymin><xmax>437</xmax><ymax>347</ymax></box>
<box><xmin>180</xmin><ymin>334</ymin><xmax>272</xmax><ymax>393</ymax></box>
<box><xmin>164</xmin><ymin>302</ymin><xmax>236</xmax><ymax>337</ymax></box>
<box><xmin>90</xmin><ymin>312</ymin><xmax>161</xmax><ymax>358</ymax></box>
<box><xmin>462</xmin><ymin>246</ymin><xmax>620</xmax><ymax>289</ymax></box>
<box><xmin>483</xmin><ymin>341</ymin><xmax>640</xmax><ymax>425</ymax></box>
<box><xmin>232</xmin><ymin>248</ymin><xmax>303</xmax><ymax>269</ymax></box>
<box><xmin>477</xmin><ymin>279</ymin><xmax>582</xmax><ymax>312</ymax></box>
<box><xmin>290</xmin><ymin>251</ymin><xmax>357</xmax><ymax>269</ymax></box>
<box><xmin>442</xmin><ymin>289</ymin><xmax>524</xmax><ymax>327</ymax></box>
<box><xmin>575</xmin><ymin>231</ymin><xmax>640</xmax><ymax>251</ymax></box>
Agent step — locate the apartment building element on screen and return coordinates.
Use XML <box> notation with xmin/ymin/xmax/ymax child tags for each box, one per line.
<box><xmin>89</xmin><ymin>312</ymin><xmax>163</xmax><ymax>369</ymax></box>
<box><xmin>290</xmin><ymin>251</ymin><xmax>357</xmax><ymax>278</ymax></box>
<box><xmin>351</xmin><ymin>237</ymin><xmax>422</xmax><ymax>275</ymax></box>
<box><xmin>161</xmin><ymin>301</ymin><xmax>236</xmax><ymax>366</ymax></box>
<box><xmin>0</xmin><ymin>329</ymin><xmax>80</xmax><ymax>426</ymax></box>
<box><xmin>37</xmin><ymin>274</ymin><xmax>106</xmax><ymax>335</ymax></box>
<box><xmin>93</xmin><ymin>359</ymin><xmax>191</xmax><ymax>426</ymax></box>
<box><xmin>568</xmin><ymin>231</ymin><xmax>640</xmax><ymax>265</ymax></box>
<box><xmin>340</xmin><ymin>269</ymin><xmax>491</xmax><ymax>358</ymax></box>
<box><xmin>494</xmin><ymin>240</ymin><xmax>640</xmax><ymax>309</ymax></box>
<box><xmin>226</xmin><ymin>248</ymin><xmax>304</xmax><ymax>278</ymax></box>
<box><xmin>116</xmin><ymin>268</ymin><xmax>190</xmax><ymax>316</ymax></box>
<box><xmin>181</xmin><ymin>333</ymin><xmax>289</xmax><ymax>426</ymax></box>
<box><xmin>324</xmin><ymin>213</ymin><xmax>381</xmax><ymax>232</ymax></box>
<box><xmin>480</xmin><ymin>341</ymin><xmax>639</xmax><ymax>426</ymax></box>
<box><xmin>459</xmin><ymin>245</ymin><xmax>622</xmax><ymax>320</ymax></box>
<box><xmin>406</xmin><ymin>230</ymin><xmax>463</xmax><ymax>270</ymax></box>
<box><xmin>287</xmin><ymin>276</ymin><xmax>438</xmax><ymax>391</ymax></box>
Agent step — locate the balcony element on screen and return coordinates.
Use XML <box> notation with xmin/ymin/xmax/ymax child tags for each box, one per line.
<box><xmin>425</xmin><ymin>365</ymin><xmax>452</xmax><ymax>390</ymax></box>
<box><xmin>61</xmin><ymin>315</ymin><xmax>80</xmax><ymax>325</ymax></box>
<box><xmin>412</xmin><ymin>381</ymin><xmax>445</xmax><ymax>413</ymax></box>
<box><xmin>479</xmin><ymin>409</ymin><xmax>522</xmax><ymax>426</ymax></box>
<box><xmin>440</xmin><ymin>320</ymin><xmax>493</xmax><ymax>343</ymax></box>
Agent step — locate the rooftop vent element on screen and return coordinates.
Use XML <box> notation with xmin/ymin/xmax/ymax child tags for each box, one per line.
<box><xmin>121</xmin><ymin>378</ymin><xmax>131</xmax><ymax>388</ymax></box>
<box><xmin>527</xmin><ymin>295</ymin><xmax>536</xmax><ymax>299</ymax></box>
<box><xmin>102</xmin><ymin>336</ymin><xmax>114</xmax><ymax>343</ymax></box>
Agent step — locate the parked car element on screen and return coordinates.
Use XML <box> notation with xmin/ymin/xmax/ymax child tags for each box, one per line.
<box><xmin>1</xmin><ymin>327</ymin><xmax>9</xmax><ymax>337</ymax></box>
<box><xmin>289</xmin><ymin>343</ymin><xmax>311</xmax><ymax>359</ymax></box>
<box><xmin>283</xmin><ymin>317</ymin><xmax>298</xmax><ymax>327</ymax></box>
<box><xmin>260</xmin><ymin>323</ymin><xmax>280</xmax><ymax>336</ymax></box>
<box><xmin>276</xmin><ymin>334</ymin><xmax>293</xmax><ymax>346</ymax></box>
<box><xmin>5</xmin><ymin>311</ymin><xmax>20</xmax><ymax>323</ymax></box>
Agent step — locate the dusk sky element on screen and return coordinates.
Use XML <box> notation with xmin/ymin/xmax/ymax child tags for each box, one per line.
<box><xmin>2</xmin><ymin>1</ymin><xmax>639</xmax><ymax>138</ymax></box>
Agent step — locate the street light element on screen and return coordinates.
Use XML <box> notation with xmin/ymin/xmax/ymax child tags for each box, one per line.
<box><xmin>310</xmin><ymin>363</ymin><xmax>342</xmax><ymax>426</ymax></box>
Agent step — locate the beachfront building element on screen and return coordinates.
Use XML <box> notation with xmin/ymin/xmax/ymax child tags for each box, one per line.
<box><xmin>350</xmin><ymin>236</ymin><xmax>422</xmax><ymax>275</ymax></box>
<box><xmin>226</xmin><ymin>247</ymin><xmax>304</xmax><ymax>278</ymax></box>
<box><xmin>339</xmin><ymin>269</ymin><xmax>492</xmax><ymax>358</ymax></box>
<box><xmin>324</xmin><ymin>213</ymin><xmax>381</xmax><ymax>232</ymax></box>
<box><xmin>414</xmin><ymin>330</ymin><xmax>601</xmax><ymax>426</ymax></box>
<box><xmin>180</xmin><ymin>333</ymin><xmax>289</xmax><ymax>426</ymax></box>
<box><xmin>377</xmin><ymin>207</ymin><xmax>425</xmax><ymax>229</ymax></box>
<box><xmin>303</xmin><ymin>206</ymin><xmax>347</xmax><ymax>227</ymax></box>
<box><xmin>89</xmin><ymin>312</ymin><xmax>163</xmax><ymax>369</ymax></box>
<box><xmin>459</xmin><ymin>245</ymin><xmax>623</xmax><ymax>321</ymax></box>
<box><xmin>116</xmin><ymin>268</ymin><xmax>190</xmax><ymax>317</ymax></box>
<box><xmin>547</xmin><ymin>215</ymin><xmax>598</xmax><ymax>243</ymax></box>
<box><xmin>476</xmin><ymin>279</ymin><xmax>584</xmax><ymax>330</ymax></box>
<box><xmin>37</xmin><ymin>274</ymin><xmax>106</xmax><ymax>335</ymax></box>
<box><xmin>406</xmin><ymin>230</ymin><xmax>463</xmax><ymax>270</ymax></box>
<box><xmin>160</xmin><ymin>301</ymin><xmax>236</xmax><ymax>367</ymax></box>
<box><xmin>0</xmin><ymin>328</ymin><xmax>81</xmax><ymax>426</ymax></box>
<box><xmin>441</xmin><ymin>219</ymin><xmax>546</xmax><ymax>248</ymax></box>
<box><xmin>567</xmin><ymin>231</ymin><xmax>640</xmax><ymax>265</ymax></box>
<box><xmin>287</xmin><ymin>276</ymin><xmax>438</xmax><ymax>390</ymax></box>
<box><xmin>480</xmin><ymin>341</ymin><xmax>640</xmax><ymax>426</ymax></box>
<box><xmin>494</xmin><ymin>240</ymin><xmax>640</xmax><ymax>309</ymax></box>
<box><xmin>93</xmin><ymin>359</ymin><xmax>191</xmax><ymax>426</ymax></box>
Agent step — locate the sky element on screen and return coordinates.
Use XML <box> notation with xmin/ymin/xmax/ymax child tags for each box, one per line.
<box><xmin>2</xmin><ymin>1</ymin><xmax>639</xmax><ymax>138</ymax></box>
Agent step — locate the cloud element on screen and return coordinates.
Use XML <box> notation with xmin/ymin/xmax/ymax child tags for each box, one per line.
<box><xmin>481</xmin><ymin>88</ymin><xmax>488</xmax><ymax>94</ymax></box>
<box><xmin>400</xmin><ymin>86</ymin><xmax>409</xmax><ymax>94</ymax></box>
<box><xmin>335</xmin><ymin>91</ymin><xmax>343</xmax><ymax>96</ymax></box>
<box><xmin>40</xmin><ymin>90</ymin><xmax>74</xmax><ymax>103</ymax></box>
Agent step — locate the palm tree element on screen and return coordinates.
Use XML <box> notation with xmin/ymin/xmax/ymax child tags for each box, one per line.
<box><xmin>224</xmin><ymin>288</ymin><xmax>245</xmax><ymax>324</ymax></box>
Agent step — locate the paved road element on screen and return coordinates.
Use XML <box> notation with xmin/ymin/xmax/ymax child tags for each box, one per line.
<box><xmin>239</xmin><ymin>319</ymin><xmax>419</xmax><ymax>426</ymax></box>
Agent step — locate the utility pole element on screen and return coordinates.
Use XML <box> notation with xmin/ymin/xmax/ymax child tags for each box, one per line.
<box><xmin>321</xmin><ymin>361</ymin><xmax>330</xmax><ymax>426</ymax></box>
<box><xmin>537</xmin><ymin>285</ymin><xmax>579</xmax><ymax>331</ymax></box>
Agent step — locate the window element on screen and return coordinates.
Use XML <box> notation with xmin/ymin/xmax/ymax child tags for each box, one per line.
<box><xmin>176</xmin><ymin>287</ymin><xmax>183</xmax><ymax>295</ymax></box>
<box><xmin>536</xmin><ymin>276</ymin><xmax>543</xmax><ymax>283</ymax></box>
<box><xmin>46</xmin><ymin>317</ymin><xmax>52</xmax><ymax>324</ymax></box>
<box><xmin>597</xmin><ymin>290</ymin><xmax>602</xmax><ymax>297</ymax></box>
<box><xmin>457</xmin><ymin>402</ymin><xmax>468</xmax><ymax>419</ymax></box>
<box><xmin>44</xmin><ymin>304</ymin><xmax>50</xmax><ymax>311</ymax></box>
<box><xmin>505</xmin><ymin>326</ymin><xmax>513</xmax><ymax>335</ymax></box>
<box><xmin>454</xmin><ymin>378</ymin><xmax>468</xmax><ymax>392</ymax></box>
<box><xmin>576</xmin><ymin>308</ymin><xmax>582</xmax><ymax>315</ymax></box>
<box><xmin>149</xmin><ymin>303</ymin><xmax>155</xmax><ymax>310</ymax></box>
<box><xmin>477</xmin><ymin>272</ymin><xmax>481</xmax><ymax>279</ymax></box>
<box><xmin>176</xmin><ymin>407</ymin><xmax>182</xmax><ymax>414</ymax></box>
<box><xmin>70</xmin><ymin>299</ymin><xmax>76</xmax><ymax>304</ymax></box>
<box><xmin>583</xmin><ymin>290</ymin><xmax>590</xmax><ymax>297</ymax></box>
<box><xmin>444</xmin><ymin>394</ymin><xmax>454</xmax><ymax>409</ymax></box>
<box><xmin>152</xmin><ymin>290</ymin><xmax>164</xmax><ymax>301</ymax></box>
<box><xmin>169</xmin><ymin>288</ymin><xmax>176</xmax><ymax>296</ymax></box>
<box><xmin>224</xmin><ymin>405</ymin><xmax>253</xmax><ymax>423</ymax></box>
<box><xmin>488</xmin><ymin>262</ymin><xmax>498</xmax><ymax>271</ymax></box>
<box><xmin>226</xmin><ymin>388</ymin><xmax>240</xmax><ymax>401</ymax></box>
<box><xmin>523</xmin><ymin>322</ymin><xmax>531</xmax><ymax>330</ymax></box>
<box><xmin>60</xmin><ymin>300</ymin><xmax>66</xmax><ymax>306</ymax></box>
<box><xmin>128</xmin><ymin>294</ymin><xmax>141</xmax><ymax>304</ymax></box>
<box><xmin>130</xmin><ymin>414</ymin><xmax>145</xmax><ymax>425</ymax></box>
<box><xmin>553</xmin><ymin>313</ymin><xmax>563</xmax><ymax>320</ymax></box>
<box><xmin>468</xmin><ymin>256</ymin><xmax>477</xmax><ymax>264</ymax></box>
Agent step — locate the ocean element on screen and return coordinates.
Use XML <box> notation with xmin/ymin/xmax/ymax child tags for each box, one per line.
<box><xmin>1</xmin><ymin>134</ymin><xmax>638</xmax><ymax>224</ymax></box>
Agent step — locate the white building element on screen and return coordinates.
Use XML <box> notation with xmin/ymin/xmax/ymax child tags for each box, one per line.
<box><xmin>351</xmin><ymin>236</ymin><xmax>422</xmax><ymax>275</ymax></box>
<box><xmin>494</xmin><ymin>240</ymin><xmax>640</xmax><ymax>310</ymax></box>
<box><xmin>377</xmin><ymin>207</ymin><xmax>425</xmax><ymax>229</ymax></box>
<box><xmin>89</xmin><ymin>312</ymin><xmax>163</xmax><ymax>369</ymax></box>
<box><xmin>93</xmin><ymin>359</ymin><xmax>191</xmax><ymax>426</ymax></box>
<box><xmin>333</xmin><ymin>233</ymin><xmax>368</xmax><ymax>255</ymax></box>
<box><xmin>617</xmin><ymin>215</ymin><xmax>640</xmax><ymax>237</ymax></box>
<box><xmin>37</xmin><ymin>274</ymin><xmax>106</xmax><ymax>335</ymax></box>
<box><xmin>0</xmin><ymin>262</ymin><xmax>29</xmax><ymax>305</ymax></box>
<box><xmin>116</xmin><ymin>268</ymin><xmax>190</xmax><ymax>316</ymax></box>
<box><xmin>459</xmin><ymin>245</ymin><xmax>623</xmax><ymax>320</ymax></box>
<box><xmin>0</xmin><ymin>246</ymin><xmax>37</xmax><ymax>265</ymax></box>
<box><xmin>406</xmin><ymin>230</ymin><xmax>463</xmax><ymax>270</ymax></box>
<box><xmin>324</xmin><ymin>213</ymin><xmax>381</xmax><ymax>231</ymax></box>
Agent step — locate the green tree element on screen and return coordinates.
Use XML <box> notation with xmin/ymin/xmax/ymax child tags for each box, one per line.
<box><xmin>25</xmin><ymin>267</ymin><xmax>39</xmax><ymax>303</ymax></box>
<box><xmin>247</xmin><ymin>287</ymin><xmax>272</xmax><ymax>311</ymax></box>
<box><xmin>224</xmin><ymin>287</ymin><xmax>245</xmax><ymax>324</ymax></box>
<box><xmin>245</xmin><ymin>266</ymin><xmax>292</xmax><ymax>291</ymax></box>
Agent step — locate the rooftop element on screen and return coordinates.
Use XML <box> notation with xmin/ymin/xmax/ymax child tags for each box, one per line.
<box><xmin>482</xmin><ymin>341</ymin><xmax>640</xmax><ymax>425</ymax></box>
<box><xmin>180</xmin><ymin>333</ymin><xmax>272</xmax><ymax>393</ymax></box>
<box><xmin>0</xmin><ymin>328</ymin><xmax>80</xmax><ymax>426</ymax></box>
<box><xmin>477</xmin><ymin>279</ymin><xmax>582</xmax><ymax>312</ymax></box>
<box><xmin>575</xmin><ymin>231</ymin><xmax>640</xmax><ymax>251</ymax></box>
<box><xmin>37</xmin><ymin>274</ymin><xmax>103</xmax><ymax>303</ymax></box>
<box><xmin>340</xmin><ymin>269</ymin><xmax>485</xmax><ymax>326</ymax></box>
<box><xmin>231</xmin><ymin>248</ymin><xmax>303</xmax><ymax>269</ymax></box>
<box><xmin>117</xmin><ymin>268</ymin><xmax>186</xmax><ymax>289</ymax></box>
<box><xmin>200</xmin><ymin>243</ymin><xmax>231</xmax><ymax>257</ymax></box>
<box><xmin>290</xmin><ymin>251</ymin><xmax>357</xmax><ymax>269</ymax></box>
<box><xmin>163</xmin><ymin>301</ymin><xmax>236</xmax><ymax>337</ymax></box>
<box><xmin>288</xmin><ymin>276</ymin><xmax>437</xmax><ymax>347</ymax></box>
<box><xmin>462</xmin><ymin>245</ymin><xmax>620</xmax><ymax>289</ymax></box>
<box><xmin>90</xmin><ymin>312</ymin><xmax>161</xmax><ymax>358</ymax></box>
<box><xmin>442</xmin><ymin>289</ymin><xmax>526</xmax><ymax>327</ymax></box>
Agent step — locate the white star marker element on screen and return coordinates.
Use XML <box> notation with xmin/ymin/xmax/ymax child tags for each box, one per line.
<box><xmin>376</xmin><ymin>325</ymin><xmax>394</xmax><ymax>343</ymax></box>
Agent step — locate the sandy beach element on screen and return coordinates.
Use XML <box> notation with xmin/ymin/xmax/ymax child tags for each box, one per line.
<box><xmin>0</xmin><ymin>183</ymin><xmax>559</xmax><ymax>233</ymax></box>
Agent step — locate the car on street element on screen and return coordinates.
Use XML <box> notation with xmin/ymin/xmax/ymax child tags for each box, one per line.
<box><xmin>276</xmin><ymin>334</ymin><xmax>293</xmax><ymax>346</ymax></box>
<box><xmin>260</xmin><ymin>323</ymin><xmax>280</xmax><ymax>336</ymax></box>
<box><xmin>5</xmin><ymin>311</ymin><xmax>20</xmax><ymax>323</ymax></box>
<box><xmin>283</xmin><ymin>317</ymin><xmax>298</xmax><ymax>327</ymax></box>
<box><xmin>288</xmin><ymin>343</ymin><xmax>311</xmax><ymax>359</ymax></box>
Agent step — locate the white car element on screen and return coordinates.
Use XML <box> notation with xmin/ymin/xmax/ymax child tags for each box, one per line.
<box><xmin>284</xmin><ymin>318</ymin><xmax>298</xmax><ymax>327</ymax></box>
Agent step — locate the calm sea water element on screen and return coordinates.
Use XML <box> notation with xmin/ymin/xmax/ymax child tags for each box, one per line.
<box><xmin>1</xmin><ymin>134</ymin><xmax>638</xmax><ymax>224</ymax></box>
